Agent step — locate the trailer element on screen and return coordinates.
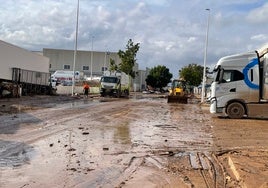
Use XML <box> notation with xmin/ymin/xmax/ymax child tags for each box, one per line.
<box><xmin>12</xmin><ymin>68</ymin><xmax>53</xmax><ymax>96</ymax></box>
<box><xmin>0</xmin><ymin>40</ymin><xmax>51</xmax><ymax>97</ymax></box>
<box><xmin>209</xmin><ymin>44</ymin><xmax>268</xmax><ymax>119</ymax></box>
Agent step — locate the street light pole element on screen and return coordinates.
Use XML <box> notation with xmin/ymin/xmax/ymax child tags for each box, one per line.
<box><xmin>90</xmin><ymin>36</ymin><xmax>94</xmax><ymax>80</ymax></box>
<box><xmin>201</xmin><ymin>8</ymin><xmax>210</xmax><ymax>103</ymax></box>
<box><xmin>71</xmin><ymin>0</ymin><xmax>79</xmax><ymax>96</ymax></box>
<box><xmin>104</xmin><ymin>46</ymin><xmax>107</xmax><ymax>72</ymax></box>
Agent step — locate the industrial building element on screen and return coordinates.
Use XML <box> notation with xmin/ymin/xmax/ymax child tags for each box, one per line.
<box><xmin>43</xmin><ymin>48</ymin><xmax>149</xmax><ymax>91</ymax></box>
<box><xmin>43</xmin><ymin>48</ymin><xmax>122</xmax><ymax>77</ymax></box>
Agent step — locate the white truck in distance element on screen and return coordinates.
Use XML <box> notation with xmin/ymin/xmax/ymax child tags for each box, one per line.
<box><xmin>210</xmin><ymin>44</ymin><xmax>268</xmax><ymax>119</ymax></box>
<box><xmin>51</xmin><ymin>70</ymin><xmax>80</xmax><ymax>85</ymax></box>
<box><xmin>100</xmin><ymin>71</ymin><xmax>130</xmax><ymax>97</ymax></box>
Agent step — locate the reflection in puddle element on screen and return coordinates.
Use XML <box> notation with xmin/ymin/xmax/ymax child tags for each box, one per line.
<box><xmin>46</xmin><ymin>100</ymin><xmax>98</xmax><ymax>110</ymax></box>
<box><xmin>113</xmin><ymin>123</ymin><xmax>132</xmax><ymax>144</ymax></box>
<box><xmin>0</xmin><ymin>113</ymin><xmax>43</xmax><ymax>134</ymax></box>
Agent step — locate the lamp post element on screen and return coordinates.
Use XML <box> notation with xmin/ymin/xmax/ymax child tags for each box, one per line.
<box><xmin>90</xmin><ymin>36</ymin><xmax>94</xmax><ymax>80</ymax></box>
<box><xmin>104</xmin><ymin>51</ymin><xmax>107</xmax><ymax>71</ymax></box>
<box><xmin>201</xmin><ymin>8</ymin><xmax>210</xmax><ymax>103</ymax></box>
<box><xmin>71</xmin><ymin>0</ymin><xmax>79</xmax><ymax>96</ymax></box>
<box><xmin>104</xmin><ymin>45</ymin><xmax>107</xmax><ymax>72</ymax></box>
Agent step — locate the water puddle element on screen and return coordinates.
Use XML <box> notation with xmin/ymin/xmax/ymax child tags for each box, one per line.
<box><xmin>113</xmin><ymin>122</ymin><xmax>132</xmax><ymax>145</ymax></box>
<box><xmin>38</xmin><ymin>99</ymin><xmax>100</xmax><ymax>111</ymax></box>
<box><xmin>0</xmin><ymin>140</ymin><xmax>34</xmax><ymax>167</ymax></box>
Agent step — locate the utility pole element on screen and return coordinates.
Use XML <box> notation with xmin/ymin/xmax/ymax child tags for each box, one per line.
<box><xmin>90</xmin><ymin>36</ymin><xmax>94</xmax><ymax>80</ymax></box>
<box><xmin>201</xmin><ymin>8</ymin><xmax>210</xmax><ymax>103</ymax></box>
<box><xmin>71</xmin><ymin>0</ymin><xmax>79</xmax><ymax>96</ymax></box>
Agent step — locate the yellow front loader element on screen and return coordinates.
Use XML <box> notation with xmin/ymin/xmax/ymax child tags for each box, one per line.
<box><xmin>167</xmin><ymin>79</ymin><xmax>188</xmax><ymax>103</ymax></box>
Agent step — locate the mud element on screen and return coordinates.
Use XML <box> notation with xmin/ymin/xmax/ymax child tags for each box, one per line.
<box><xmin>0</xmin><ymin>94</ymin><xmax>267</xmax><ymax>188</ymax></box>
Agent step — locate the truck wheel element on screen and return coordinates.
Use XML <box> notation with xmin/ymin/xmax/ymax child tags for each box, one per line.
<box><xmin>116</xmin><ymin>91</ymin><xmax>121</xmax><ymax>98</ymax></box>
<box><xmin>125</xmin><ymin>90</ymin><xmax>129</xmax><ymax>96</ymax></box>
<box><xmin>226</xmin><ymin>102</ymin><xmax>245</xmax><ymax>119</ymax></box>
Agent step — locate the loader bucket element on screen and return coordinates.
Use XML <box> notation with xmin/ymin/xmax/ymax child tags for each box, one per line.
<box><xmin>167</xmin><ymin>95</ymin><xmax>188</xmax><ymax>103</ymax></box>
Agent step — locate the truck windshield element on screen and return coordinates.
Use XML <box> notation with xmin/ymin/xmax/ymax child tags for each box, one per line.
<box><xmin>213</xmin><ymin>67</ymin><xmax>244</xmax><ymax>83</ymax></box>
<box><xmin>101</xmin><ymin>76</ymin><xmax>118</xmax><ymax>83</ymax></box>
<box><xmin>172</xmin><ymin>80</ymin><xmax>185</xmax><ymax>88</ymax></box>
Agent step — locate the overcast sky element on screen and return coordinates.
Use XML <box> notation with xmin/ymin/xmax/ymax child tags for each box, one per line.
<box><xmin>1</xmin><ymin>0</ymin><xmax>268</xmax><ymax>77</ymax></box>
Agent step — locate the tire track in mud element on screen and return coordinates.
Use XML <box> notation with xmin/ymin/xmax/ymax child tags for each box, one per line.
<box><xmin>116</xmin><ymin>102</ymin><xmax>227</xmax><ymax>188</ymax></box>
<box><xmin>1</xmin><ymin>100</ymin><xmax>130</xmax><ymax>141</ymax></box>
<box><xmin>93</xmin><ymin>101</ymin><xmax>216</xmax><ymax>187</ymax></box>
<box><xmin>161</xmin><ymin>104</ymin><xmax>227</xmax><ymax>188</ymax></box>
<box><xmin>84</xmin><ymin>101</ymin><xmax>224</xmax><ymax>187</ymax></box>
<box><xmin>0</xmin><ymin>99</ymin><xmax>152</xmax><ymax>187</ymax></box>
<box><xmin>0</xmin><ymin>100</ymin><xmax>131</xmax><ymax>168</ymax></box>
<box><xmin>1</xmin><ymin>97</ymin><xmax>257</xmax><ymax>187</ymax></box>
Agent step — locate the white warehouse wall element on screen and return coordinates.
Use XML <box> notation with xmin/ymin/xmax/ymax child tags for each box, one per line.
<box><xmin>43</xmin><ymin>48</ymin><xmax>122</xmax><ymax>77</ymax></box>
<box><xmin>0</xmin><ymin>40</ymin><xmax>49</xmax><ymax>80</ymax></box>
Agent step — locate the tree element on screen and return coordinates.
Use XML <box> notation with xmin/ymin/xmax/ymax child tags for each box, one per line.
<box><xmin>118</xmin><ymin>39</ymin><xmax>140</xmax><ymax>78</ymax></box>
<box><xmin>146</xmin><ymin>65</ymin><xmax>173</xmax><ymax>90</ymax></box>
<box><xmin>179</xmin><ymin>64</ymin><xmax>205</xmax><ymax>86</ymax></box>
<box><xmin>109</xmin><ymin>58</ymin><xmax>118</xmax><ymax>72</ymax></box>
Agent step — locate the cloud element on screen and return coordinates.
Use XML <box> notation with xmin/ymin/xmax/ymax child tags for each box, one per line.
<box><xmin>251</xmin><ymin>34</ymin><xmax>267</xmax><ymax>41</ymax></box>
<box><xmin>187</xmin><ymin>37</ymin><xmax>196</xmax><ymax>43</ymax></box>
<box><xmin>0</xmin><ymin>0</ymin><xmax>267</xmax><ymax>77</ymax></box>
<box><xmin>247</xmin><ymin>3</ymin><xmax>268</xmax><ymax>24</ymax></box>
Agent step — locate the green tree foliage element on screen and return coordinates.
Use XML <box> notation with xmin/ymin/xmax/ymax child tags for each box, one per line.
<box><xmin>109</xmin><ymin>58</ymin><xmax>118</xmax><ymax>72</ymax></box>
<box><xmin>179</xmin><ymin>64</ymin><xmax>205</xmax><ymax>86</ymax></box>
<box><xmin>146</xmin><ymin>65</ymin><xmax>173</xmax><ymax>89</ymax></box>
<box><xmin>118</xmin><ymin>39</ymin><xmax>140</xmax><ymax>78</ymax></box>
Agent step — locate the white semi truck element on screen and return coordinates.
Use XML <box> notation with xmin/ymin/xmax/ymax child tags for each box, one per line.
<box><xmin>100</xmin><ymin>71</ymin><xmax>130</xmax><ymax>97</ymax></box>
<box><xmin>210</xmin><ymin>44</ymin><xmax>268</xmax><ymax>119</ymax></box>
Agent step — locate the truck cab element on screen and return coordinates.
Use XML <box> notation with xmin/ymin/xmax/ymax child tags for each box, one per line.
<box><xmin>99</xmin><ymin>71</ymin><xmax>130</xmax><ymax>97</ymax></box>
<box><xmin>210</xmin><ymin>46</ymin><xmax>268</xmax><ymax>118</ymax></box>
<box><xmin>100</xmin><ymin>76</ymin><xmax>120</xmax><ymax>97</ymax></box>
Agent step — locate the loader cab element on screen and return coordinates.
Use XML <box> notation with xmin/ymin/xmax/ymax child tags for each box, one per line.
<box><xmin>169</xmin><ymin>79</ymin><xmax>186</xmax><ymax>96</ymax></box>
<box><xmin>171</xmin><ymin>79</ymin><xmax>186</xmax><ymax>90</ymax></box>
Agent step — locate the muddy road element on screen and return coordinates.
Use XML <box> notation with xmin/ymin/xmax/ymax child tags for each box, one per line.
<box><xmin>0</xmin><ymin>94</ymin><xmax>267</xmax><ymax>188</ymax></box>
